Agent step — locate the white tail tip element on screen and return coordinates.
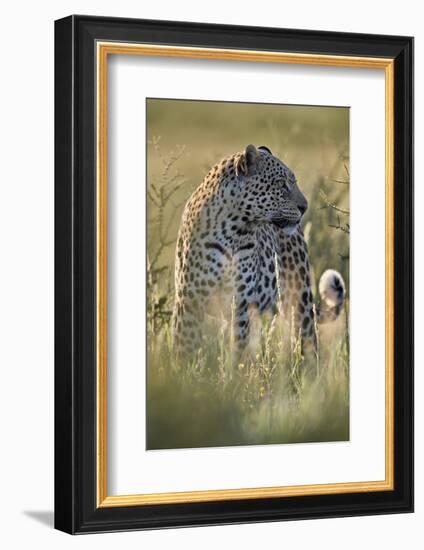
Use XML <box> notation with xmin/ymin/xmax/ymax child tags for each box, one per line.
<box><xmin>318</xmin><ymin>269</ymin><xmax>346</xmax><ymax>308</ymax></box>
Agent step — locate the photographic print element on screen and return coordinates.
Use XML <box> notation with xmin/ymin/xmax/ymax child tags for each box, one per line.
<box><xmin>146</xmin><ymin>98</ymin><xmax>350</xmax><ymax>450</ymax></box>
<box><xmin>55</xmin><ymin>17</ymin><xmax>413</xmax><ymax>533</ymax></box>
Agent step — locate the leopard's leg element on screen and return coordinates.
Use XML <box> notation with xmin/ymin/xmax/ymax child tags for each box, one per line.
<box><xmin>172</xmin><ymin>235</ymin><xmax>205</xmax><ymax>359</ymax></box>
<box><xmin>232</xmin><ymin>294</ymin><xmax>256</xmax><ymax>356</ymax></box>
<box><xmin>173</xmin><ymin>237</ymin><xmax>227</xmax><ymax>360</ymax></box>
<box><xmin>172</xmin><ymin>297</ymin><xmax>203</xmax><ymax>359</ymax></box>
<box><xmin>230</xmin><ymin>245</ymin><xmax>260</xmax><ymax>357</ymax></box>
<box><xmin>279</xmin><ymin>232</ymin><xmax>318</xmax><ymax>356</ymax></box>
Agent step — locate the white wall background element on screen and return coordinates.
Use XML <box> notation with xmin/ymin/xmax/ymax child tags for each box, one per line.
<box><xmin>0</xmin><ymin>1</ymin><xmax>420</xmax><ymax>547</ymax></box>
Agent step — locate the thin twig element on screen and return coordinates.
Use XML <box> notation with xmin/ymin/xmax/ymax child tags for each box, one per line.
<box><xmin>332</xmin><ymin>178</ymin><xmax>349</xmax><ymax>185</ymax></box>
<box><xmin>319</xmin><ymin>189</ymin><xmax>350</xmax><ymax>215</ymax></box>
<box><xmin>329</xmin><ymin>223</ymin><xmax>350</xmax><ymax>235</ymax></box>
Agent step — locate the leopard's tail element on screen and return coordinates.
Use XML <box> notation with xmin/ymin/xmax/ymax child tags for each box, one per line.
<box><xmin>316</xmin><ymin>269</ymin><xmax>346</xmax><ymax>324</ymax></box>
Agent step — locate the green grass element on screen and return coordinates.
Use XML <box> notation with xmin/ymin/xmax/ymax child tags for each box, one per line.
<box><xmin>147</xmin><ymin>314</ymin><xmax>349</xmax><ymax>450</ymax></box>
<box><xmin>146</xmin><ymin>98</ymin><xmax>350</xmax><ymax>450</ymax></box>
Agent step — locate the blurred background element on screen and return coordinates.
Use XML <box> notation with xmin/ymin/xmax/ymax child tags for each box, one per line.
<box><xmin>146</xmin><ymin>98</ymin><xmax>350</xmax><ymax>450</ymax></box>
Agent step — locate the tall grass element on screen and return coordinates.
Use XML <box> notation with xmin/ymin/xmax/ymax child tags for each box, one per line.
<box><xmin>146</xmin><ymin>312</ymin><xmax>349</xmax><ymax>449</ymax></box>
<box><xmin>146</xmin><ymin>99</ymin><xmax>350</xmax><ymax>450</ymax></box>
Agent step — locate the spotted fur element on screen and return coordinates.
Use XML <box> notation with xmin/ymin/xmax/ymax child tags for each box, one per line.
<box><xmin>172</xmin><ymin>145</ymin><xmax>345</xmax><ymax>356</ymax></box>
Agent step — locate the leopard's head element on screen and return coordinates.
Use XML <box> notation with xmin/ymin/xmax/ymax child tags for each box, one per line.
<box><xmin>234</xmin><ymin>144</ymin><xmax>307</xmax><ymax>234</ymax></box>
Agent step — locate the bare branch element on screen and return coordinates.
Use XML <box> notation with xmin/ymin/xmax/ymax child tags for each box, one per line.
<box><xmin>332</xmin><ymin>178</ymin><xmax>349</xmax><ymax>185</ymax></box>
<box><xmin>319</xmin><ymin>189</ymin><xmax>350</xmax><ymax>215</ymax></box>
<box><xmin>329</xmin><ymin>220</ymin><xmax>350</xmax><ymax>235</ymax></box>
<box><xmin>343</xmin><ymin>162</ymin><xmax>350</xmax><ymax>177</ymax></box>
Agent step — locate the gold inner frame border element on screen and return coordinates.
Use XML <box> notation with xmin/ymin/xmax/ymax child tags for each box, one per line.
<box><xmin>96</xmin><ymin>42</ymin><xmax>394</xmax><ymax>508</ymax></box>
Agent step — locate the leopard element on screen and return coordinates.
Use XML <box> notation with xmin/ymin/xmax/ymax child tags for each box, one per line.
<box><xmin>172</xmin><ymin>144</ymin><xmax>346</xmax><ymax>358</ymax></box>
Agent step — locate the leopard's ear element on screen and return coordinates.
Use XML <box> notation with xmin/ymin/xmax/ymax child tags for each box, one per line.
<box><xmin>236</xmin><ymin>144</ymin><xmax>261</xmax><ymax>177</ymax></box>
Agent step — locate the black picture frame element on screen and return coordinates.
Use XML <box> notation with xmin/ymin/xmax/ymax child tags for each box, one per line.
<box><xmin>55</xmin><ymin>14</ymin><xmax>414</xmax><ymax>534</ymax></box>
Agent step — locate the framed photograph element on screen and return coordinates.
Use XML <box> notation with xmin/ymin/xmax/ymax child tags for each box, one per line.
<box><xmin>54</xmin><ymin>15</ymin><xmax>413</xmax><ymax>534</ymax></box>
